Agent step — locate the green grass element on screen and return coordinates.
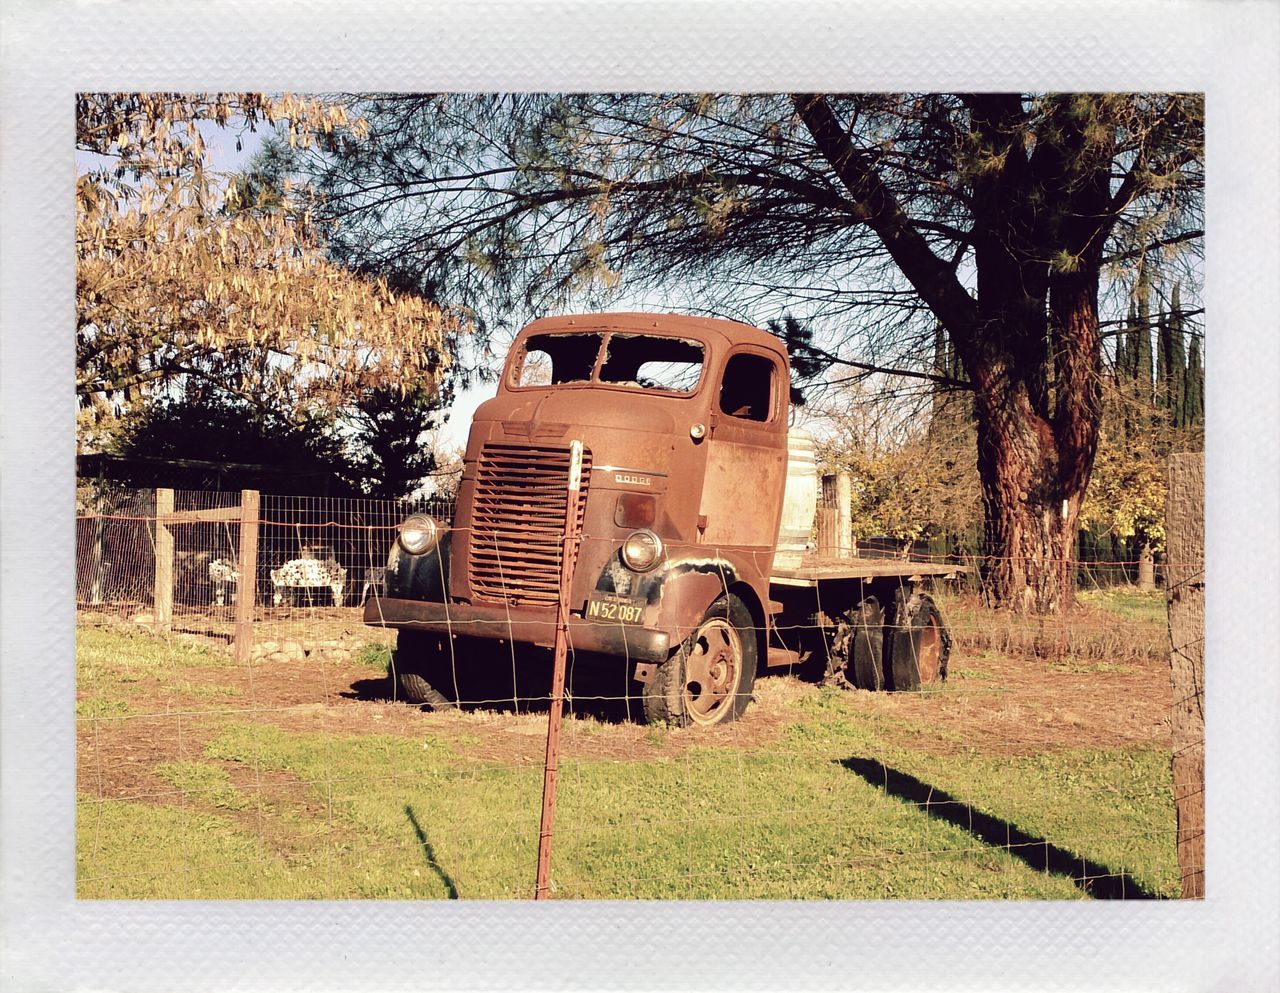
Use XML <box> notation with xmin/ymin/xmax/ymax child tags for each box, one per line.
<box><xmin>77</xmin><ymin>625</ymin><xmax>231</xmax><ymax>701</ymax></box>
<box><xmin>75</xmin><ymin>713</ymin><xmax>1175</xmax><ymax>900</ymax></box>
<box><xmin>76</xmin><ymin>697</ymin><xmax>134</xmax><ymax>719</ymax></box>
<box><xmin>354</xmin><ymin>642</ymin><xmax>393</xmax><ymax>671</ymax></box>
<box><xmin>1077</xmin><ymin>587</ymin><xmax>1167</xmax><ymax>624</ymax></box>
<box><xmin>153</xmin><ymin>761</ymin><xmax>251</xmax><ymax>810</ymax></box>
<box><xmin>77</xmin><ymin>796</ymin><xmax>336</xmax><ymax>899</ymax></box>
<box><xmin>75</xmin><ymin>621</ymin><xmax>1180</xmax><ymax>900</ymax></box>
<box><xmin>781</xmin><ymin>692</ymin><xmax>1177</xmax><ymax>897</ymax></box>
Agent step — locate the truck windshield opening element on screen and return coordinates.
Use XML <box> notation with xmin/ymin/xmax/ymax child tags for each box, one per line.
<box><xmin>514</xmin><ymin>332</ymin><xmax>705</xmax><ymax>395</ymax></box>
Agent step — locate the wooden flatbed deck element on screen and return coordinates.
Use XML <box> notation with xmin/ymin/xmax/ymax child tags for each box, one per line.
<box><xmin>769</xmin><ymin>557</ymin><xmax>968</xmax><ymax>588</ymax></box>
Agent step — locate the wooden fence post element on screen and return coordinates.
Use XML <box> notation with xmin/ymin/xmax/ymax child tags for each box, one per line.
<box><xmin>1165</xmin><ymin>453</ymin><xmax>1205</xmax><ymax>899</ymax></box>
<box><xmin>817</xmin><ymin>471</ymin><xmax>853</xmax><ymax>559</ymax></box>
<box><xmin>153</xmin><ymin>488</ymin><xmax>174</xmax><ymax>634</ymax></box>
<box><xmin>234</xmin><ymin>489</ymin><xmax>260</xmax><ymax>665</ymax></box>
<box><xmin>90</xmin><ymin>508</ymin><xmax>105</xmax><ymax>605</ymax></box>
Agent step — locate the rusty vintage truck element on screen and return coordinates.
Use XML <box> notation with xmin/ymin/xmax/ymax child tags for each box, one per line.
<box><xmin>365</xmin><ymin>313</ymin><xmax>961</xmax><ymax>726</ymax></box>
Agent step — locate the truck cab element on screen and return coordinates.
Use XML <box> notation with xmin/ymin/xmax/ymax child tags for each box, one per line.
<box><xmin>367</xmin><ymin>313</ymin><xmax>792</xmax><ymax>725</ymax></box>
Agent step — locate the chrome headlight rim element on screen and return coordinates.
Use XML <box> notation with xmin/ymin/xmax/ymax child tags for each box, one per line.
<box><xmin>620</xmin><ymin>528</ymin><xmax>664</xmax><ymax>572</ymax></box>
<box><xmin>397</xmin><ymin>514</ymin><xmax>440</xmax><ymax>555</ymax></box>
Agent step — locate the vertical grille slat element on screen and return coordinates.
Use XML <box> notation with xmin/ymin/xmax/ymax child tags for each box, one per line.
<box><xmin>468</xmin><ymin>444</ymin><xmax>591</xmax><ymax>606</ymax></box>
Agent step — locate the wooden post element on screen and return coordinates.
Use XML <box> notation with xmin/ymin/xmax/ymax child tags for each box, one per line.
<box><xmin>234</xmin><ymin>489</ymin><xmax>260</xmax><ymax>665</ymax></box>
<box><xmin>835</xmin><ymin>471</ymin><xmax>853</xmax><ymax>558</ymax></box>
<box><xmin>1165</xmin><ymin>453</ymin><xmax>1204</xmax><ymax>899</ymax></box>
<box><xmin>153</xmin><ymin>488</ymin><xmax>174</xmax><ymax>634</ymax></box>
<box><xmin>535</xmin><ymin>440</ymin><xmax>583</xmax><ymax>899</ymax></box>
<box><xmin>90</xmin><ymin>508</ymin><xmax>105</xmax><ymax>605</ymax></box>
<box><xmin>817</xmin><ymin>472</ymin><xmax>853</xmax><ymax>559</ymax></box>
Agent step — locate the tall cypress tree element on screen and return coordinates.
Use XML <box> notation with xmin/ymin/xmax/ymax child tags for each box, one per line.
<box><xmin>1167</xmin><ymin>283</ymin><xmax>1189</xmax><ymax>426</ymax></box>
<box><xmin>1185</xmin><ymin>334</ymin><xmax>1204</xmax><ymax>425</ymax></box>
<box><xmin>1134</xmin><ymin>272</ymin><xmax>1154</xmax><ymax>406</ymax></box>
<box><xmin>1115</xmin><ymin>304</ymin><xmax>1133</xmax><ymax>382</ymax></box>
<box><xmin>1156</xmin><ymin>315</ymin><xmax>1172</xmax><ymax>417</ymax></box>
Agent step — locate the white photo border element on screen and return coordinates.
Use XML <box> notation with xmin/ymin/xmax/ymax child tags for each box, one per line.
<box><xmin>2</xmin><ymin>1</ymin><xmax>1277</xmax><ymax>989</ymax></box>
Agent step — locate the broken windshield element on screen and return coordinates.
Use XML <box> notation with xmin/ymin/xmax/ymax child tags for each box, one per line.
<box><xmin>512</xmin><ymin>332</ymin><xmax>705</xmax><ymax>395</ymax></box>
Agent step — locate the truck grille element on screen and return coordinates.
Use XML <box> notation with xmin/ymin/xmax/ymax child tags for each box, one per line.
<box><xmin>468</xmin><ymin>443</ymin><xmax>591</xmax><ymax>606</ymax></box>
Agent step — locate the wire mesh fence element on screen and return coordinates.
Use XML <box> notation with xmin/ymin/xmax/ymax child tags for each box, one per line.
<box><xmin>75</xmin><ymin>481</ymin><xmax>1196</xmax><ymax>901</ymax></box>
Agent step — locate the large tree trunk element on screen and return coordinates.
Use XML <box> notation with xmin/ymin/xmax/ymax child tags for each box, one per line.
<box><xmin>968</xmin><ymin>266</ymin><xmax>1100</xmax><ymax>614</ymax></box>
<box><xmin>973</xmin><ymin>376</ymin><xmax>1082</xmax><ymax>614</ymax></box>
<box><xmin>795</xmin><ymin>92</ymin><xmax>1110</xmax><ymax>615</ymax></box>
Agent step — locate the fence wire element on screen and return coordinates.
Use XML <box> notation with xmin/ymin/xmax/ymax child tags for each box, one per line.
<box><xmin>75</xmin><ymin>482</ymin><xmax>1195</xmax><ymax>901</ymax></box>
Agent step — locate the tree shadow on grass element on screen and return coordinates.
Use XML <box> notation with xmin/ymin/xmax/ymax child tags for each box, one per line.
<box><xmin>404</xmin><ymin>804</ymin><xmax>459</xmax><ymax>899</ymax></box>
<box><xmin>838</xmin><ymin>757</ymin><xmax>1159</xmax><ymax>900</ymax></box>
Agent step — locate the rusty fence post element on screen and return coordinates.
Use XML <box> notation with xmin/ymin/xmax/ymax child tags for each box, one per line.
<box><xmin>1165</xmin><ymin>453</ymin><xmax>1204</xmax><ymax>899</ymax></box>
<box><xmin>535</xmin><ymin>440</ymin><xmax>584</xmax><ymax>899</ymax></box>
<box><xmin>153</xmin><ymin>488</ymin><xmax>174</xmax><ymax>634</ymax></box>
<box><xmin>234</xmin><ymin>489</ymin><xmax>260</xmax><ymax>666</ymax></box>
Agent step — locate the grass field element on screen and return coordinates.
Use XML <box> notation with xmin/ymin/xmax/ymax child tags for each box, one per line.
<box><xmin>76</xmin><ymin>590</ymin><xmax>1179</xmax><ymax>900</ymax></box>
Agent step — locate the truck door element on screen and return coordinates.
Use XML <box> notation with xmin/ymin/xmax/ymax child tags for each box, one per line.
<box><xmin>697</xmin><ymin>348</ymin><xmax>787</xmax><ymax>553</ymax></box>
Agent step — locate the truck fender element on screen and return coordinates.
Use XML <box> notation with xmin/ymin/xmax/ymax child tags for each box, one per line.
<box><xmin>656</xmin><ymin>567</ymin><xmax>733</xmax><ymax>645</ymax></box>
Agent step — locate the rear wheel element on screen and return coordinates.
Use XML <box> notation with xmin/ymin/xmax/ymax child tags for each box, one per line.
<box><xmin>824</xmin><ymin>597</ymin><xmax>885</xmax><ymax>691</ymax></box>
<box><xmin>644</xmin><ymin>594</ymin><xmax>758</xmax><ymax>727</ymax></box>
<box><xmin>885</xmin><ymin>591</ymin><xmax>951</xmax><ymax>691</ymax></box>
<box><xmin>848</xmin><ymin>597</ymin><xmax>886</xmax><ymax>691</ymax></box>
<box><xmin>390</xmin><ymin>630</ymin><xmax>460</xmax><ymax>709</ymax></box>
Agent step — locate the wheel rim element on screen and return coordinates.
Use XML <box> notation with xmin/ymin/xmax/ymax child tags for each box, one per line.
<box><xmin>916</xmin><ymin>615</ymin><xmax>942</xmax><ymax>685</ymax></box>
<box><xmin>682</xmin><ymin>618</ymin><xmax>743</xmax><ymax>726</ymax></box>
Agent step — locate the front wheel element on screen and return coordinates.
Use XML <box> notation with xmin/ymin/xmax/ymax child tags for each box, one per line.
<box><xmin>390</xmin><ymin>630</ymin><xmax>460</xmax><ymax>709</ymax></box>
<box><xmin>643</xmin><ymin>594</ymin><xmax>758</xmax><ymax>727</ymax></box>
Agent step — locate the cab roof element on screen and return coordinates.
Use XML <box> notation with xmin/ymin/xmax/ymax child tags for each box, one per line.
<box><xmin>518</xmin><ymin>312</ymin><xmax>787</xmax><ymax>358</ymax></box>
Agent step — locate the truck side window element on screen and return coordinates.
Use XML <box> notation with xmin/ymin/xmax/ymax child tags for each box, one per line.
<box><xmin>719</xmin><ymin>353</ymin><xmax>776</xmax><ymax>422</ymax></box>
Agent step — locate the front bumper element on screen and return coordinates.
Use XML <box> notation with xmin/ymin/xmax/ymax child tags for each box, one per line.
<box><xmin>364</xmin><ymin>596</ymin><xmax>671</xmax><ymax>663</ymax></box>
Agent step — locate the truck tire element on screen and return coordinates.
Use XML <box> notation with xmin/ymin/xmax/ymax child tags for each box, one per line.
<box><xmin>644</xmin><ymin>594</ymin><xmax>758</xmax><ymax>727</ymax></box>
<box><xmin>824</xmin><ymin>597</ymin><xmax>885</xmax><ymax>691</ymax></box>
<box><xmin>848</xmin><ymin>597</ymin><xmax>886</xmax><ymax>691</ymax></box>
<box><xmin>885</xmin><ymin>591</ymin><xmax>951</xmax><ymax>691</ymax></box>
<box><xmin>390</xmin><ymin>630</ymin><xmax>459</xmax><ymax>710</ymax></box>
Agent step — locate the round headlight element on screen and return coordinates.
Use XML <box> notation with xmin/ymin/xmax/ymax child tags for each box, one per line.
<box><xmin>620</xmin><ymin>529</ymin><xmax>663</xmax><ymax>572</ymax></box>
<box><xmin>397</xmin><ymin>514</ymin><xmax>440</xmax><ymax>555</ymax></box>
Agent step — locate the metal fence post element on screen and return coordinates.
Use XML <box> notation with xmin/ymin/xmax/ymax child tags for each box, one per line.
<box><xmin>535</xmin><ymin>440</ymin><xmax>584</xmax><ymax>899</ymax></box>
<box><xmin>234</xmin><ymin>489</ymin><xmax>260</xmax><ymax>665</ymax></box>
<box><xmin>153</xmin><ymin>488</ymin><xmax>174</xmax><ymax>634</ymax></box>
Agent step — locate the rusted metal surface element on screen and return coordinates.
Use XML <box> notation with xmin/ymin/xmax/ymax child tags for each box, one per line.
<box><xmin>367</xmin><ymin>311</ymin><xmax>962</xmax><ymax>712</ymax></box>
<box><xmin>535</xmin><ymin>439</ymin><xmax>583</xmax><ymax>899</ymax></box>
<box><xmin>469</xmin><ymin>443</ymin><xmax>591</xmax><ymax>607</ymax></box>
<box><xmin>362</xmin><ymin>596</ymin><xmax>671</xmax><ymax>661</ymax></box>
<box><xmin>915</xmin><ymin>612</ymin><xmax>944</xmax><ymax>685</ymax></box>
<box><xmin>680</xmin><ymin>616</ymin><xmax>745</xmax><ymax>726</ymax></box>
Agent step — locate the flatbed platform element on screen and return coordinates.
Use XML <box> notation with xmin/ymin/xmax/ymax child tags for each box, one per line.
<box><xmin>769</xmin><ymin>557</ymin><xmax>968</xmax><ymax>588</ymax></box>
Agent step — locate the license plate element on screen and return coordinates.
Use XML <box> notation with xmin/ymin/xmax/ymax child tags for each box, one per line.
<box><xmin>585</xmin><ymin>594</ymin><xmax>646</xmax><ymax>624</ymax></box>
